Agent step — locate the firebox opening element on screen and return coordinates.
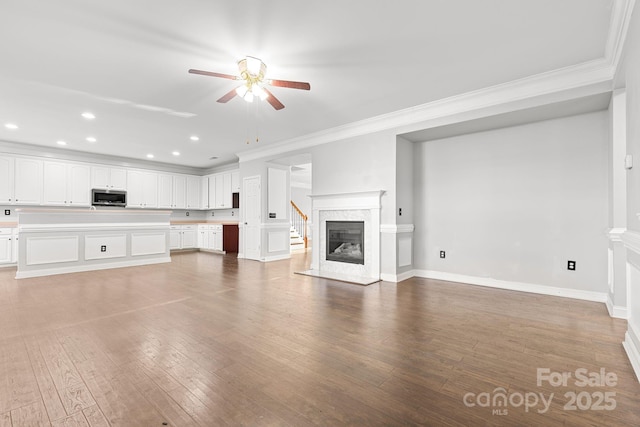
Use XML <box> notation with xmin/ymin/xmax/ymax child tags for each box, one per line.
<box><xmin>326</xmin><ymin>221</ymin><xmax>364</xmax><ymax>265</ymax></box>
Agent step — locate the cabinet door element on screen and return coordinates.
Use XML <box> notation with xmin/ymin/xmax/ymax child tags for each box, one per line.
<box><xmin>173</xmin><ymin>175</ymin><xmax>187</xmax><ymax>209</ymax></box>
<box><xmin>14</xmin><ymin>158</ymin><xmax>43</xmax><ymax>205</ymax></box>
<box><xmin>207</xmin><ymin>176</ymin><xmax>216</xmax><ymax>209</ymax></box>
<box><xmin>0</xmin><ymin>156</ymin><xmax>15</xmax><ymax>204</ymax></box>
<box><xmin>143</xmin><ymin>172</ymin><xmax>158</xmax><ymax>208</ymax></box>
<box><xmin>182</xmin><ymin>229</ymin><xmax>197</xmax><ymax>248</ymax></box>
<box><xmin>169</xmin><ymin>227</ymin><xmax>181</xmax><ymax>250</ymax></box>
<box><xmin>109</xmin><ymin>168</ymin><xmax>127</xmax><ymax>190</ymax></box>
<box><xmin>0</xmin><ymin>234</ymin><xmax>11</xmax><ymax>264</ymax></box>
<box><xmin>42</xmin><ymin>161</ymin><xmax>68</xmax><ymax>206</ymax></box>
<box><xmin>213</xmin><ymin>226</ymin><xmax>223</xmax><ymax>251</ymax></box>
<box><xmin>207</xmin><ymin>229</ymin><xmax>216</xmax><ymax>250</ymax></box>
<box><xmin>197</xmin><ymin>226</ymin><xmax>208</xmax><ymax>248</ymax></box>
<box><xmin>126</xmin><ymin>170</ymin><xmax>144</xmax><ymax>207</ymax></box>
<box><xmin>222</xmin><ymin>173</ymin><xmax>232</xmax><ymax>208</ymax></box>
<box><xmin>11</xmin><ymin>230</ymin><xmax>18</xmax><ymax>263</ymax></box>
<box><xmin>186</xmin><ymin>176</ymin><xmax>200</xmax><ymax>209</ymax></box>
<box><xmin>67</xmin><ymin>164</ymin><xmax>90</xmax><ymax>206</ymax></box>
<box><xmin>231</xmin><ymin>170</ymin><xmax>240</xmax><ymax>193</ymax></box>
<box><xmin>214</xmin><ymin>174</ymin><xmax>224</xmax><ymax>208</ymax></box>
<box><xmin>200</xmin><ymin>176</ymin><xmax>210</xmax><ymax>209</ymax></box>
<box><xmin>157</xmin><ymin>174</ymin><xmax>173</xmax><ymax>209</ymax></box>
<box><xmin>91</xmin><ymin>166</ymin><xmax>110</xmax><ymax>189</ymax></box>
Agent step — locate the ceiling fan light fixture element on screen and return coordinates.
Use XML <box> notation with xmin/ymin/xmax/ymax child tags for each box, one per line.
<box><xmin>243</xmin><ymin>56</ymin><xmax>266</xmax><ymax>77</ymax></box>
<box><xmin>235</xmin><ymin>86</ymin><xmax>248</xmax><ymax>98</ymax></box>
<box><xmin>252</xmin><ymin>84</ymin><xmax>268</xmax><ymax>101</ymax></box>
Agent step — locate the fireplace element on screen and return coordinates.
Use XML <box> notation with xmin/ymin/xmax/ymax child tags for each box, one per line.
<box><xmin>326</xmin><ymin>221</ymin><xmax>364</xmax><ymax>265</ymax></box>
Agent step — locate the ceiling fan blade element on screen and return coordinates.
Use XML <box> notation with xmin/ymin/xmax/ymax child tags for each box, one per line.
<box><xmin>217</xmin><ymin>88</ymin><xmax>238</xmax><ymax>103</ymax></box>
<box><xmin>263</xmin><ymin>88</ymin><xmax>285</xmax><ymax>110</ymax></box>
<box><xmin>268</xmin><ymin>79</ymin><xmax>311</xmax><ymax>90</ymax></box>
<box><xmin>189</xmin><ymin>69</ymin><xmax>238</xmax><ymax>80</ymax></box>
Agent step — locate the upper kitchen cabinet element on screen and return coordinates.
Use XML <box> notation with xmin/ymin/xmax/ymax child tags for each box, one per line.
<box><xmin>127</xmin><ymin>170</ymin><xmax>158</xmax><ymax>208</ymax></box>
<box><xmin>42</xmin><ymin>161</ymin><xmax>91</xmax><ymax>207</ymax></box>
<box><xmin>0</xmin><ymin>156</ymin><xmax>15</xmax><ymax>204</ymax></box>
<box><xmin>91</xmin><ymin>166</ymin><xmax>127</xmax><ymax>191</ymax></box>
<box><xmin>231</xmin><ymin>170</ymin><xmax>240</xmax><ymax>193</ymax></box>
<box><xmin>14</xmin><ymin>157</ymin><xmax>43</xmax><ymax>205</ymax></box>
<box><xmin>186</xmin><ymin>175</ymin><xmax>201</xmax><ymax>210</ymax></box>
<box><xmin>158</xmin><ymin>173</ymin><xmax>186</xmax><ymax>209</ymax></box>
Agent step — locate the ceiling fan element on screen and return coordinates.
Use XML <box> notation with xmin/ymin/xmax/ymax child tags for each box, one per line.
<box><xmin>189</xmin><ymin>56</ymin><xmax>310</xmax><ymax>110</ymax></box>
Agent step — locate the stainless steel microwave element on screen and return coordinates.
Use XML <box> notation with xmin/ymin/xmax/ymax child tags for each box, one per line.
<box><xmin>91</xmin><ymin>189</ymin><xmax>127</xmax><ymax>207</ymax></box>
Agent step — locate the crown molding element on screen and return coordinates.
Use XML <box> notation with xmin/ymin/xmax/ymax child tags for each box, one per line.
<box><xmin>237</xmin><ymin>59</ymin><xmax>614</xmax><ymax>163</ymax></box>
<box><xmin>606</xmin><ymin>0</ymin><xmax>637</xmax><ymax>70</ymax></box>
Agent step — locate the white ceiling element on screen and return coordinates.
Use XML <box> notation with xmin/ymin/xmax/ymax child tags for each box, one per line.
<box><xmin>0</xmin><ymin>0</ymin><xmax>615</xmax><ymax>169</ymax></box>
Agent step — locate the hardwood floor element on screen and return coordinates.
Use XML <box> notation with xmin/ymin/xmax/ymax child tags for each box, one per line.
<box><xmin>0</xmin><ymin>251</ymin><xmax>639</xmax><ymax>426</ymax></box>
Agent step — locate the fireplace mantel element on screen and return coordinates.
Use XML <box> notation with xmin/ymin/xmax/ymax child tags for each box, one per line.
<box><xmin>303</xmin><ymin>190</ymin><xmax>384</xmax><ymax>284</ymax></box>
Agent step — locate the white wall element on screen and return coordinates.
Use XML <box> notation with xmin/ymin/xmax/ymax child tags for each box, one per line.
<box><xmin>311</xmin><ymin>131</ymin><xmax>396</xmax><ymax>223</ymax></box>
<box><xmin>291</xmin><ymin>186</ymin><xmax>312</xmax><ymax>217</ymax></box>
<box><xmin>618</xmin><ymin>2</ymin><xmax>640</xmax><ymax>381</ymax></box>
<box><xmin>413</xmin><ymin>111</ymin><xmax>609</xmax><ymax>294</ymax></box>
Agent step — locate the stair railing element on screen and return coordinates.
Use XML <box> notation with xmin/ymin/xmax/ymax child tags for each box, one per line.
<box><xmin>290</xmin><ymin>200</ymin><xmax>308</xmax><ymax>249</ymax></box>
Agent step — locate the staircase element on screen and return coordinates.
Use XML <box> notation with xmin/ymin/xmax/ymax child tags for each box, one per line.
<box><xmin>290</xmin><ymin>227</ymin><xmax>306</xmax><ymax>252</ymax></box>
<box><xmin>290</xmin><ymin>200</ymin><xmax>309</xmax><ymax>252</ymax></box>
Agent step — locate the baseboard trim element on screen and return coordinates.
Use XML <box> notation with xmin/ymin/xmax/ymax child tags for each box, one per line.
<box><xmin>261</xmin><ymin>254</ymin><xmax>291</xmax><ymax>262</ymax></box>
<box><xmin>606</xmin><ymin>294</ymin><xmax>629</xmax><ymax>319</ymax></box>
<box><xmin>623</xmin><ymin>321</ymin><xmax>640</xmax><ymax>383</ymax></box>
<box><xmin>412</xmin><ymin>269</ymin><xmax>607</xmax><ymax>303</ymax></box>
<box><xmin>15</xmin><ymin>257</ymin><xmax>172</xmax><ymax>279</ymax></box>
<box><xmin>380</xmin><ymin>270</ymin><xmax>416</xmax><ymax>283</ymax></box>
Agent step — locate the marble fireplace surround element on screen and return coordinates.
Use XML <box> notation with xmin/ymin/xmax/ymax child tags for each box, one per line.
<box><xmin>300</xmin><ymin>190</ymin><xmax>383</xmax><ymax>285</ymax></box>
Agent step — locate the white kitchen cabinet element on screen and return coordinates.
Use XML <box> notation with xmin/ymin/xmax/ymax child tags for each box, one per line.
<box><xmin>200</xmin><ymin>176</ymin><xmax>210</xmax><ymax>209</ymax></box>
<box><xmin>127</xmin><ymin>170</ymin><xmax>158</xmax><ymax>208</ymax></box>
<box><xmin>43</xmin><ymin>161</ymin><xmax>90</xmax><ymax>206</ymax></box>
<box><xmin>212</xmin><ymin>224</ymin><xmax>223</xmax><ymax>251</ymax></box>
<box><xmin>11</xmin><ymin>229</ymin><xmax>18</xmax><ymax>263</ymax></box>
<box><xmin>231</xmin><ymin>170</ymin><xmax>240</xmax><ymax>193</ymax></box>
<box><xmin>213</xmin><ymin>173</ymin><xmax>233</xmax><ymax>209</ymax></box>
<box><xmin>0</xmin><ymin>229</ymin><xmax>13</xmax><ymax>264</ymax></box>
<box><xmin>14</xmin><ymin>157</ymin><xmax>43</xmax><ymax>205</ymax></box>
<box><xmin>186</xmin><ymin>175</ymin><xmax>200</xmax><ymax>209</ymax></box>
<box><xmin>171</xmin><ymin>225</ymin><xmax>197</xmax><ymax>250</ymax></box>
<box><xmin>196</xmin><ymin>224</ymin><xmax>222</xmax><ymax>251</ymax></box>
<box><xmin>182</xmin><ymin>225</ymin><xmax>197</xmax><ymax>248</ymax></box>
<box><xmin>0</xmin><ymin>156</ymin><xmax>15</xmax><ymax>204</ymax></box>
<box><xmin>197</xmin><ymin>224</ymin><xmax>209</xmax><ymax>248</ymax></box>
<box><xmin>159</xmin><ymin>174</ymin><xmax>187</xmax><ymax>209</ymax></box>
<box><xmin>173</xmin><ymin>175</ymin><xmax>186</xmax><ymax>209</ymax></box>
<box><xmin>91</xmin><ymin>166</ymin><xmax>127</xmax><ymax>190</ymax></box>
<box><xmin>169</xmin><ymin>226</ymin><xmax>182</xmax><ymax>250</ymax></box>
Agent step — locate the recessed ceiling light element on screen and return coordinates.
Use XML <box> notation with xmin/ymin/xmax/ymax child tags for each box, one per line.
<box><xmin>81</xmin><ymin>112</ymin><xmax>96</xmax><ymax>120</ymax></box>
<box><xmin>190</xmin><ymin>135</ymin><xmax>199</xmax><ymax>141</ymax></box>
<box><xmin>146</xmin><ymin>154</ymin><xmax>154</xmax><ymax>159</ymax></box>
<box><xmin>4</xmin><ymin>123</ymin><xmax>18</xmax><ymax>130</ymax></box>
<box><xmin>56</xmin><ymin>140</ymin><xmax>67</xmax><ymax>146</ymax></box>
<box><xmin>172</xmin><ymin>151</ymin><xmax>180</xmax><ymax>156</ymax></box>
<box><xmin>86</xmin><ymin>136</ymin><xmax>97</xmax><ymax>143</ymax></box>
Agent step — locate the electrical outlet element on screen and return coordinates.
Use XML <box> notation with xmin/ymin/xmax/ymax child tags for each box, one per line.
<box><xmin>101</xmin><ymin>245</ymin><xmax>107</xmax><ymax>252</ymax></box>
<box><xmin>186</xmin><ymin>211</ymin><xmax>190</xmax><ymax>217</ymax></box>
<box><xmin>399</xmin><ymin>208</ymin><xmax>402</xmax><ymax>216</ymax></box>
<box><xmin>211</xmin><ymin>211</ymin><xmax>215</xmax><ymax>216</ymax></box>
<box><xmin>4</xmin><ymin>210</ymin><xmax>9</xmax><ymax>216</ymax></box>
<box><xmin>568</xmin><ymin>260</ymin><xmax>576</xmax><ymax>271</ymax></box>
<box><xmin>440</xmin><ymin>250</ymin><xmax>446</xmax><ymax>259</ymax></box>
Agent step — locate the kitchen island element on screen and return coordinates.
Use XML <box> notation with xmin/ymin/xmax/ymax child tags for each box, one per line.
<box><xmin>15</xmin><ymin>208</ymin><xmax>171</xmax><ymax>279</ymax></box>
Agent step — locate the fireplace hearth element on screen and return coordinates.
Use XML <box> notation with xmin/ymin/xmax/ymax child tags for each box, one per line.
<box><xmin>326</xmin><ymin>221</ymin><xmax>364</xmax><ymax>265</ymax></box>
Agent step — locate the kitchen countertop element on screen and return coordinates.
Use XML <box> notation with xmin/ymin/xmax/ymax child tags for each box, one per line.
<box><xmin>0</xmin><ymin>222</ymin><xmax>18</xmax><ymax>228</ymax></box>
